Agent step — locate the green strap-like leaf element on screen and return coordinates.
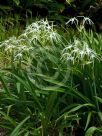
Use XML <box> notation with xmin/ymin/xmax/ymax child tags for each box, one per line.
<box><xmin>10</xmin><ymin>116</ymin><xmax>30</xmax><ymax>136</ymax></box>
<box><xmin>85</xmin><ymin>126</ymin><xmax>97</xmax><ymax>136</ymax></box>
<box><xmin>13</xmin><ymin>0</ymin><xmax>20</xmax><ymax>6</ymax></box>
<box><xmin>85</xmin><ymin>127</ymin><xmax>102</xmax><ymax>136</ymax></box>
<box><xmin>84</xmin><ymin>112</ymin><xmax>92</xmax><ymax>130</ymax></box>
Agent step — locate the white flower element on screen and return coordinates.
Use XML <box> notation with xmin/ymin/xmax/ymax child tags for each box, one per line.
<box><xmin>83</xmin><ymin>17</ymin><xmax>94</xmax><ymax>25</ymax></box>
<box><xmin>66</xmin><ymin>17</ymin><xmax>78</xmax><ymax>25</ymax></box>
<box><xmin>61</xmin><ymin>38</ymin><xmax>101</xmax><ymax>65</ymax></box>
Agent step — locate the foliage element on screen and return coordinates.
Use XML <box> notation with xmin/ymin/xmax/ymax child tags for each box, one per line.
<box><xmin>0</xmin><ymin>19</ymin><xmax>102</xmax><ymax>136</ymax></box>
<box><xmin>0</xmin><ymin>0</ymin><xmax>101</xmax><ymax>21</ymax></box>
<box><xmin>1</xmin><ymin>0</ymin><xmax>102</xmax><ymax>32</ymax></box>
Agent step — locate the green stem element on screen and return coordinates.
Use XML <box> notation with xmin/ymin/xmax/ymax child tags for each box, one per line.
<box><xmin>92</xmin><ymin>61</ymin><xmax>99</xmax><ymax>112</ymax></box>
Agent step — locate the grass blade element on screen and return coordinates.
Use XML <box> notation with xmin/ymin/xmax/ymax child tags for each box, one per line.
<box><xmin>10</xmin><ymin>116</ymin><xmax>30</xmax><ymax>136</ymax></box>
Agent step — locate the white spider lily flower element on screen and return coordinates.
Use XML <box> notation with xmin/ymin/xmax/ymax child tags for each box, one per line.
<box><xmin>66</xmin><ymin>17</ymin><xmax>78</xmax><ymax>25</ymax></box>
<box><xmin>83</xmin><ymin>17</ymin><xmax>94</xmax><ymax>25</ymax></box>
<box><xmin>14</xmin><ymin>53</ymin><xmax>23</xmax><ymax>60</ymax></box>
<box><xmin>49</xmin><ymin>31</ymin><xmax>61</xmax><ymax>43</ymax></box>
<box><xmin>25</xmin><ymin>22</ymin><xmax>39</xmax><ymax>33</ymax></box>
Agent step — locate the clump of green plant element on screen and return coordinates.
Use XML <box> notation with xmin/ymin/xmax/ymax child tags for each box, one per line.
<box><xmin>0</xmin><ymin>19</ymin><xmax>62</xmax><ymax>68</ymax></box>
<box><xmin>0</xmin><ymin>18</ymin><xmax>102</xmax><ymax>136</ymax></box>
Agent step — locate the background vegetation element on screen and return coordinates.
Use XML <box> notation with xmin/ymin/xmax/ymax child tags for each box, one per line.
<box><xmin>0</xmin><ymin>0</ymin><xmax>102</xmax><ymax>136</ymax></box>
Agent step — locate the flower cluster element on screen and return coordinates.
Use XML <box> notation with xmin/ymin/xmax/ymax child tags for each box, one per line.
<box><xmin>19</xmin><ymin>19</ymin><xmax>61</xmax><ymax>46</ymax></box>
<box><xmin>0</xmin><ymin>36</ymin><xmax>33</xmax><ymax>61</ymax></box>
<box><xmin>0</xmin><ymin>19</ymin><xmax>61</xmax><ymax>64</ymax></box>
<box><xmin>61</xmin><ymin>39</ymin><xmax>101</xmax><ymax>65</ymax></box>
<box><xmin>66</xmin><ymin>16</ymin><xmax>94</xmax><ymax>26</ymax></box>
